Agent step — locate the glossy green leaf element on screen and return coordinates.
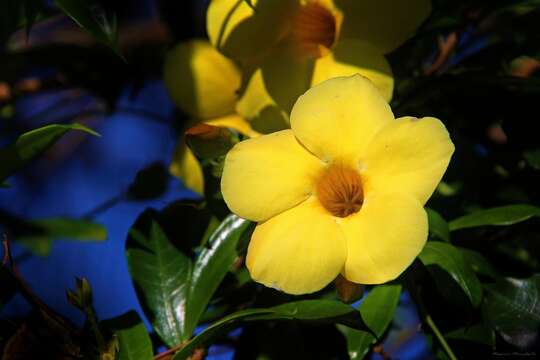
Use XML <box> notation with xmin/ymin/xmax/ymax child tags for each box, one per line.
<box><xmin>54</xmin><ymin>0</ymin><xmax>123</xmax><ymax>58</ymax></box>
<box><xmin>338</xmin><ymin>284</ymin><xmax>402</xmax><ymax>360</ymax></box>
<box><xmin>0</xmin><ymin>123</ymin><xmax>100</xmax><ymax>183</ymax></box>
<box><xmin>126</xmin><ymin>221</ymin><xmax>191</xmax><ymax>347</ymax></box>
<box><xmin>459</xmin><ymin>249</ymin><xmax>499</xmax><ymax>279</ymax></box>
<box><xmin>445</xmin><ymin>323</ymin><xmax>495</xmax><ymax>347</ymax></box>
<box><xmin>427</xmin><ymin>208</ymin><xmax>450</xmax><ymax>242</ymax></box>
<box><xmin>173</xmin><ymin>300</ymin><xmax>371</xmax><ymax>360</ymax></box>
<box><xmin>482</xmin><ymin>275</ymin><xmax>540</xmax><ymax>349</ymax></box>
<box><xmin>126</xmin><ymin>215</ymin><xmax>250</xmax><ymax>347</ymax></box>
<box><xmin>449</xmin><ymin>205</ymin><xmax>540</xmax><ymax>231</ymax></box>
<box><xmin>419</xmin><ymin>242</ymin><xmax>483</xmax><ymax>307</ymax></box>
<box><xmin>102</xmin><ymin>311</ymin><xmax>153</xmax><ymax>360</ymax></box>
<box><xmin>184</xmin><ymin>215</ymin><xmax>250</xmax><ymax>337</ymax></box>
<box><xmin>16</xmin><ymin>218</ymin><xmax>107</xmax><ymax>256</ymax></box>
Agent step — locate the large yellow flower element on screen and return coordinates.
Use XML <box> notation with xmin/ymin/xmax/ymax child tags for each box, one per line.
<box><xmin>221</xmin><ymin>75</ymin><xmax>454</xmax><ymax>294</ymax></box>
<box><xmin>164</xmin><ymin>40</ymin><xmax>259</xmax><ymax>194</ymax></box>
<box><xmin>208</xmin><ymin>0</ymin><xmax>431</xmax><ymax>122</ymax></box>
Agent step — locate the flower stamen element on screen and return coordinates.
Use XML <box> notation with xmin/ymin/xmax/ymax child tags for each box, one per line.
<box><xmin>316</xmin><ymin>164</ymin><xmax>364</xmax><ymax>217</ymax></box>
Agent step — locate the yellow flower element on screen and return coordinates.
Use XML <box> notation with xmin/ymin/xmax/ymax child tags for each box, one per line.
<box><xmin>207</xmin><ymin>0</ymin><xmax>431</xmax><ymax>121</ymax></box>
<box><xmin>164</xmin><ymin>40</ymin><xmax>259</xmax><ymax>194</ymax></box>
<box><xmin>221</xmin><ymin>75</ymin><xmax>454</xmax><ymax>295</ymax></box>
<box><xmin>164</xmin><ymin>39</ymin><xmax>240</xmax><ymax>119</ymax></box>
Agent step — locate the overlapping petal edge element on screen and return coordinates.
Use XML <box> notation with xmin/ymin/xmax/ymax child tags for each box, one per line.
<box><xmin>209</xmin><ymin>0</ymin><xmax>432</xmax><ymax>122</ymax></box>
<box><xmin>164</xmin><ymin>40</ymin><xmax>260</xmax><ymax>194</ymax></box>
<box><xmin>221</xmin><ymin>74</ymin><xmax>454</xmax><ymax>294</ymax></box>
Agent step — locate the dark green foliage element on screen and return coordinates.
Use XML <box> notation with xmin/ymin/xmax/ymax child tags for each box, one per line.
<box><xmin>126</xmin><ymin>210</ymin><xmax>250</xmax><ymax>346</ymax></box>
<box><xmin>0</xmin><ymin>124</ymin><xmax>99</xmax><ymax>183</ymax></box>
<box><xmin>482</xmin><ymin>275</ymin><xmax>540</xmax><ymax>349</ymax></box>
<box><xmin>338</xmin><ymin>284</ymin><xmax>402</xmax><ymax>360</ymax></box>
<box><xmin>1</xmin><ymin>0</ymin><xmax>540</xmax><ymax>359</ymax></box>
<box><xmin>420</xmin><ymin>242</ymin><xmax>483</xmax><ymax>307</ymax></box>
<box><xmin>102</xmin><ymin>311</ymin><xmax>153</xmax><ymax>360</ymax></box>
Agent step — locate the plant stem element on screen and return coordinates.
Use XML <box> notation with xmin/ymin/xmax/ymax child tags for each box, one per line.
<box><xmin>154</xmin><ymin>341</ymin><xmax>186</xmax><ymax>360</ymax></box>
<box><xmin>425</xmin><ymin>314</ymin><xmax>458</xmax><ymax>360</ymax></box>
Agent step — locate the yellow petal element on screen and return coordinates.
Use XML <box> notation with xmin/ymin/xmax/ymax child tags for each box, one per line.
<box><xmin>290</xmin><ymin>74</ymin><xmax>394</xmax><ymax>163</ymax></box>
<box><xmin>163</xmin><ymin>39</ymin><xmax>240</xmax><ymax>119</ymax></box>
<box><xmin>241</xmin><ymin>41</ymin><xmax>394</xmax><ymax>129</ymax></box>
<box><xmin>312</xmin><ymin>39</ymin><xmax>394</xmax><ymax>102</ymax></box>
<box><xmin>362</xmin><ymin>117</ymin><xmax>455</xmax><ymax>205</ymax></box>
<box><xmin>169</xmin><ymin>140</ymin><xmax>204</xmax><ymax>195</ymax></box>
<box><xmin>342</xmin><ymin>192</ymin><xmax>427</xmax><ymax>284</ymax></box>
<box><xmin>207</xmin><ymin>0</ymin><xmax>294</xmax><ymax>61</ymax></box>
<box><xmin>205</xmin><ymin>113</ymin><xmax>261</xmax><ymax>138</ymax></box>
<box><xmin>236</xmin><ymin>68</ymin><xmax>290</xmax><ymax>133</ymax></box>
<box><xmin>336</xmin><ymin>0</ymin><xmax>432</xmax><ymax>53</ymax></box>
<box><xmin>247</xmin><ymin>198</ymin><xmax>346</xmax><ymax>294</ymax></box>
<box><xmin>221</xmin><ymin>129</ymin><xmax>323</xmax><ymax>222</ymax></box>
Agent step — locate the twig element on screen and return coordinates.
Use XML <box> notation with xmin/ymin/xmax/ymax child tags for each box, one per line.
<box><xmin>83</xmin><ymin>193</ymin><xmax>126</xmax><ymax>219</ymax></box>
<box><xmin>424</xmin><ymin>33</ymin><xmax>458</xmax><ymax>76</ymax></box>
<box><xmin>154</xmin><ymin>342</ymin><xmax>186</xmax><ymax>360</ymax></box>
<box><xmin>403</xmin><ymin>264</ymin><xmax>458</xmax><ymax>360</ymax></box>
<box><xmin>2</xmin><ymin>233</ymin><xmax>13</xmax><ymax>268</ymax></box>
<box><xmin>373</xmin><ymin>344</ymin><xmax>392</xmax><ymax>360</ymax></box>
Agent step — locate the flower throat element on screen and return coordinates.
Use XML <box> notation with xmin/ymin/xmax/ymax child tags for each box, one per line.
<box><xmin>292</xmin><ymin>1</ymin><xmax>337</xmax><ymax>57</ymax></box>
<box><xmin>316</xmin><ymin>164</ymin><xmax>364</xmax><ymax>217</ymax></box>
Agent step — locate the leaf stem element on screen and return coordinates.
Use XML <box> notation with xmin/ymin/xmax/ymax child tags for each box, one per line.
<box><xmin>154</xmin><ymin>341</ymin><xmax>186</xmax><ymax>360</ymax></box>
<box><xmin>425</xmin><ymin>314</ymin><xmax>458</xmax><ymax>360</ymax></box>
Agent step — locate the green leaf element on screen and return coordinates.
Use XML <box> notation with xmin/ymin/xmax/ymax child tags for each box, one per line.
<box><xmin>338</xmin><ymin>284</ymin><xmax>402</xmax><ymax>360</ymax></box>
<box><xmin>419</xmin><ymin>242</ymin><xmax>483</xmax><ymax>307</ymax></box>
<box><xmin>445</xmin><ymin>323</ymin><xmax>495</xmax><ymax>347</ymax></box>
<box><xmin>184</xmin><ymin>215</ymin><xmax>249</xmax><ymax>337</ymax></box>
<box><xmin>173</xmin><ymin>300</ymin><xmax>371</xmax><ymax>360</ymax></box>
<box><xmin>126</xmin><ymin>221</ymin><xmax>190</xmax><ymax>347</ymax></box>
<box><xmin>0</xmin><ymin>123</ymin><xmax>100</xmax><ymax>183</ymax></box>
<box><xmin>102</xmin><ymin>311</ymin><xmax>153</xmax><ymax>360</ymax></box>
<box><xmin>449</xmin><ymin>205</ymin><xmax>540</xmax><ymax>231</ymax></box>
<box><xmin>36</xmin><ymin>218</ymin><xmax>106</xmax><ymax>240</ymax></box>
<box><xmin>427</xmin><ymin>208</ymin><xmax>450</xmax><ymax>242</ymax></box>
<box><xmin>482</xmin><ymin>275</ymin><xmax>540</xmax><ymax>349</ymax></box>
<box><xmin>54</xmin><ymin>0</ymin><xmax>124</xmax><ymax>59</ymax></box>
<box><xmin>16</xmin><ymin>218</ymin><xmax>107</xmax><ymax>256</ymax></box>
<box><xmin>523</xmin><ymin>149</ymin><xmax>540</xmax><ymax>170</ymax></box>
<box><xmin>126</xmin><ymin>214</ymin><xmax>250</xmax><ymax>347</ymax></box>
<box><xmin>496</xmin><ymin>0</ymin><xmax>540</xmax><ymax>16</ymax></box>
<box><xmin>127</xmin><ymin>163</ymin><xmax>169</xmax><ymax>200</ymax></box>
<box><xmin>459</xmin><ymin>249</ymin><xmax>499</xmax><ymax>279</ymax></box>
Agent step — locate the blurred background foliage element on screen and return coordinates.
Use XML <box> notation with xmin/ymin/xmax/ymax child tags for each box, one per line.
<box><xmin>1</xmin><ymin>0</ymin><xmax>540</xmax><ymax>359</ymax></box>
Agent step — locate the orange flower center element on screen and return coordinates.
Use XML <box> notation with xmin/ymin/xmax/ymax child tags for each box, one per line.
<box><xmin>316</xmin><ymin>164</ymin><xmax>364</xmax><ymax>218</ymax></box>
<box><xmin>292</xmin><ymin>1</ymin><xmax>337</xmax><ymax>58</ymax></box>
